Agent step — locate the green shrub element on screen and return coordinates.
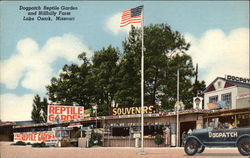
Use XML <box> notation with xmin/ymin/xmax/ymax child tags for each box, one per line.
<box><xmin>13</xmin><ymin>141</ymin><xmax>26</xmax><ymax>146</ymax></box>
<box><xmin>154</xmin><ymin>134</ymin><xmax>164</xmax><ymax>147</ymax></box>
<box><xmin>32</xmin><ymin>143</ymin><xmax>39</xmax><ymax>147</ymax></box>
<box><xmin>89</xmin><ymin>132</ymin><xmax>102</xmax><ymax>147</ymax></box>
<box><xmin>32</xmin><ymin>142</ymin><xmax>47</xmax><ymax>147</ymax></box>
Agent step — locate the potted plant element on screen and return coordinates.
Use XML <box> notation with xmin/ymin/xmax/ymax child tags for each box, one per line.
<box><xmin>154</xmin><ymin>134</ymin><xmax>164</xmax><ymax>147</ymax></box>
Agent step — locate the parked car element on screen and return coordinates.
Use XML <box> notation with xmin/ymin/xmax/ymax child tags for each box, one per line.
<box><xmin>184</xmin><ymin>120</ymin><xmax>250</xmax><ymax>156</ymax></box>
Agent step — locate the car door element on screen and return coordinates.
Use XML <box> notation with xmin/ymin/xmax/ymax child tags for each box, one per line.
<box><xmin>206</xmin><ymin>128</ymin><xmax>227</xmax><ymax>147</ymax></box>
<box><xmin>223</xmin><ymin>128</ymin><xmax>238</xmax><ymax>147</ymax></box>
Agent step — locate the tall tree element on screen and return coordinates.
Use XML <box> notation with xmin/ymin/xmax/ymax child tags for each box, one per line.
<box><xmin>161</xmin><ymin>54</ymin><xmax>195</xmax><ymax>110</ymax></box>
<box><xmin>116</xmin><ymin>24</ymin><xmax>195</xmax><ymax>110</ymax></box>
<box><xmin>91</xmin><ymin>45</ymin><xmax>120</xmax><ymax>115</ymax></box>
<box><xmin>192</xmin><ymin>63</ymin><xmax>206</xmax><ymax>97</ymax></box>
<box><xmin>115</xmin><ymin>26</ymin><xmax>141</xmax><ymax>106</ymax></box>
<box><xmin>44</xmin><ymin>23</ymin><xmax>206</xmax><ymax>114</ymax></box>
<box><xmin>31</xmin><ymin>94</ymin><xmax>48</xmax><ymax>123</ymax></box>
<box><xmin>144</xmin><ymin>24</ymin><xmax>190</xmax><ymax>105</ymax></box>
<box><xmin>46</xmin><ymin>52</ymin><xmax>93</xmax><ymax>108</ymax></box>
<box><xmin>41</xmin><ymin>97</ymin><xmax>48</xmax><ymax>122</ymax></box>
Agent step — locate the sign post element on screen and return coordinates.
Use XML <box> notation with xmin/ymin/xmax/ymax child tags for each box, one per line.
<box><xmin>93</xmin><ymin>104</ymin><xmax>98</xmax><ymax>128</ymax></box>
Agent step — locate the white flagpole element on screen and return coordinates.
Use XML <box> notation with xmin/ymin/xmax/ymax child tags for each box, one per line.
<box><xmin>140</xmin><ymin>6</ymin><xmax>145</xmax><ymax>154</ymax></box>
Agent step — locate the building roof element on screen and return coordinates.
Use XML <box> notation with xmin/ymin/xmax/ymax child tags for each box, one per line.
<box><xmin>11</xmin><ymin>108</ymin><xmax>250</xmax><ymax>129</ymax></box>
<box><xmin>15</xmin><ymin>120</ymin><xmax>35</xmax><ymax>125</ymax></box>
<box><xmin>203</xmin><ymin>107</ymin><xmax>250</xmax><ymax>118</ymax></box>
<box><xmin>13</xmin><ymin>109</ymin><xmax>208</xmax><ymax>128</ymax></box>
<box><xmin>227</xmin><ymin>79</ymin><xmax>250</xmax><ymax>88</ymax></box>
<box><xmin>0</xmin><ymin>120</ymin><xmax>35</xmax><ymax>127</ymax></box>
<box><xmin>203</xmin><ymin>77</ymin><xmax>250</xmax><ymax>93</ymax></box>
<box><xmin>0</xmin><ymin>121</ymin><xmax>16</xmax><ymax>126</ymax></box>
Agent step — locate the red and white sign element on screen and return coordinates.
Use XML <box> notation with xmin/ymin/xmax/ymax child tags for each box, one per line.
<box><xmin>14</xmin><ymin>131</ymin><xmax>55</xmax><ymax>143</ymax></box>
<box><xmin>47</xmin><ymin>105</ymin><xmax>84</xmax><ymax>123</ymax></box>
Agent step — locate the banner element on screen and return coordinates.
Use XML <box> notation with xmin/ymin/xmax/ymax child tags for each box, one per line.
<box><xmin>14</xmin><ymin>131</ymin><xmax>55</xmax><ymax>143</ymax></box>
<box><xmin>47</xmin><ymin>105</ymin><xmax>84</xmax><ymax>123</ymax></box>
<box><xmin>84</xmin><ymin>108</ymin><xmax>91</xmax><ymax>117</ymax></box>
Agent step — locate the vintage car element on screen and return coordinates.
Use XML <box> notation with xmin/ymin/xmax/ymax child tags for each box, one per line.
<box><xmin>184</xmin><ymin>121</ymin><xmax>250</xmax><ymax>156</ymax></box>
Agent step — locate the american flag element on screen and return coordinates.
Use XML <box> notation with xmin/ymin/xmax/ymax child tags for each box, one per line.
<box><xmin>120</xmin><ymin>6</ymin><xmax>143</xmax><ymax>27</ymax></box>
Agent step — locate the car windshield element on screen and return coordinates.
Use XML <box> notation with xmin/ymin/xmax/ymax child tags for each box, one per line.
<box><xmin>193</xmin><ymin>128</ymin><xmax>208</xmax><ymax>133</ymax></box>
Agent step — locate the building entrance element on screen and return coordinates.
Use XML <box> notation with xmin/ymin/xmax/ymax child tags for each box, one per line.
<box><xmin>180</xmin><ymin>121</ymin><xmax>196</xmax><ymax>146</ymax></box>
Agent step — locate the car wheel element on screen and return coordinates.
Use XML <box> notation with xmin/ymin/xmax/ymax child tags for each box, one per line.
<box><xmin>197</xmin><ymin>145</ymin><xmax>205</xmax><ymax>153</ymax></box>
<box><xmin>184</xmin><ymin>139</ymin><xmax>199</xmax><ymax>156</ymax></box>
<box><xmin>237</xmin><ymin>137</ymin><xmax>250</xmax><ymax>156</ymax></box>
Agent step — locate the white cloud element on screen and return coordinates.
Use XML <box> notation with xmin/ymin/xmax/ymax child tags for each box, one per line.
<box><xmin>0</xmin><ymin>34</ymin><xmax>93</xmax><ymax>92</ymax></box>
<box><xmin>106</xmin><ymin>13</ymin><xmax>141</xmax><ymax>35</ymax></box>
<box><xmin>185</xmin><ymin>28</ymin><xmax>249</xmax><ymax>84</ymax></box>
<box><xmin>0</xmin><ymin>94</ymin><xmax>34</xmax><ymax>121</ymax></box>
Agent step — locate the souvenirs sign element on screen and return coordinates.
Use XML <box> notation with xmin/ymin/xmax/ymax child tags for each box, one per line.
<box><xmin>112</xmin><ymin>105</ymin><xmax>156</xmax><ymax>115</ymax></box>
<box><xmin>47</xmin><ymin>105</ymin><xmax>84</xmax><ymax>123</ymax></box>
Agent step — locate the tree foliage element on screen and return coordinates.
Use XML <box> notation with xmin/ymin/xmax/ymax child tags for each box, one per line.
<box><xmin>114</xmin><ymin>27</ymin><xmax>142</xmax><ymax>106</ymax></box>
<box><xmin>44</xmin><ymin>23</ymin><xmax>206</xmax><ymax>116</ymax></box>
<box><xmin>116</xmin><ymin>24</ymin><xmax>196</xmax><ymax>109</ymax></box>
<box><xmin>192</xmin><ymin>64</ymin><xmax>206</xmax><ymax>98</ymax></box>
<box><xmin>144</xmin><ymin>24</ymin><xmax>191</xmax><ymax>107</ymax></box>
<box><xmin>46</xmin><ymin>52</ymin><xmax>94</xmax><ymax>108</ymax></box>
<box><xmin>91</xmin><ymin>45</ymin><xmax>119</xmax><ymax>115</ymax></box>
<box><xmin>31</xmin><ymin>94</ymin><xmax>48</xmax><ymax>123</ymax></box>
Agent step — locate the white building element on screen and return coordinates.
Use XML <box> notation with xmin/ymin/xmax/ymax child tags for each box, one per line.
<box><xmin>203</xmin><ymin>75</ymin><xmax>250</xmax><ymax>109</ymax></box>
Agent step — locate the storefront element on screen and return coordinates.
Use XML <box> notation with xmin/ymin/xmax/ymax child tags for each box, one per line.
<box><xmin>11</xmin><ymin>108</ymin><xmax>206</xmax><ymax>147</ymax></box>
<box><xmin>203</xmin><ymin>107</ymin><xmax>250</xmax><ymax>128</ymax></box>
<box><xmin>10</xmin><ymin>106</ymin><xmax>249</xmax><ymax>147</ymax></box>
<box><xmin>100</xmin><ymin>109</ymin><xmax>205</xmax><ymax>147</ymax></box>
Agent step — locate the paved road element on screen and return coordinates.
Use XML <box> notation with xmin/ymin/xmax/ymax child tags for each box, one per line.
<box><xmin>0</xmin><ymin>142</ymin><xmax>247</xmax><ymax>158</ymax></box>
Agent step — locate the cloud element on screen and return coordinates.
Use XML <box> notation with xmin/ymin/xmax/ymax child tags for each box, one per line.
<box><xmin>185</xmin><ymin>28</ymin><xmax>249</xmax><ymax>84</ymax></box>
<box><xmin>106</xmin><ymin>13</ymin><xmax>141</xmax><ymax>35</ymax></box>
<box><xmin>0</xmin><ymin>34</ymin><xmax>93</xmax><ymax>92</ymax></box>
<box><xmin>0</xmin><ymin>94</ymin><xmax>34</xmax><ymax>121</ymax></box>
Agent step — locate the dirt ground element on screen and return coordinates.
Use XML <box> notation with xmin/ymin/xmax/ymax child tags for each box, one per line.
<box><xmin>0</xmin><ymin>142</ymin><xmax>245</xmax><ymax>158</ymax></box>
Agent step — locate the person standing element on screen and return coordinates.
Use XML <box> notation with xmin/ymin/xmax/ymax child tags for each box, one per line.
<box><xmin>164</xmin><ymin>126</ymin><xmax>171</xmax><ymax>146</ymax></box>
<box><xmin>181</xmin><ymin>131</ymin><xmax>187</xmax><ymax>146</ymax></box>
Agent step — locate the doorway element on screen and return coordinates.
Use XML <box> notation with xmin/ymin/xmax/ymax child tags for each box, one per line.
<box><xmin>180</xmin><ymin>121</ymin><xmax>196</xmax><ymax>146</ymax></box>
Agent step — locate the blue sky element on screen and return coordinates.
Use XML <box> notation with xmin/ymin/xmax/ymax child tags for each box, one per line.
<box><xmin>0</xmin><ymin>1</ymin><xmax>249</xmax><ymax>121</ymax></box>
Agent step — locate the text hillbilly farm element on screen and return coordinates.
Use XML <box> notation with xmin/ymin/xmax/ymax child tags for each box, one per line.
<box><xmin>19</xmin><ymin>5</ymin><xmax>78</xmax><ymax>21</ymax></box>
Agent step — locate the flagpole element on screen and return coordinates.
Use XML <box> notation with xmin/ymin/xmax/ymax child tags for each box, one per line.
<box><xmin>140</xmin><ymin>6</ymin><xmax>146</xmax><ymax>154</ymax></box>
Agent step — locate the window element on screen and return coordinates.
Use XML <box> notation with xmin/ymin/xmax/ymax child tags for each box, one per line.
<box><xmin>112</xmin><ymin>127</ymin><xmax>129</xmax><ymax>136</ymax></box>
<box><xmin>221</xmin><ymin>93</ymin><xmax>232</xmax><ymax>108</ymax></box>
<box><xmin>209</xmin><ymin>95</ymin><xmax>218</xmax><ymax>103</ymax></box>
<box><xmin>144</xmin><ymin>125</ymin><xmax>163</xmax><ymax>136</ymax></box>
